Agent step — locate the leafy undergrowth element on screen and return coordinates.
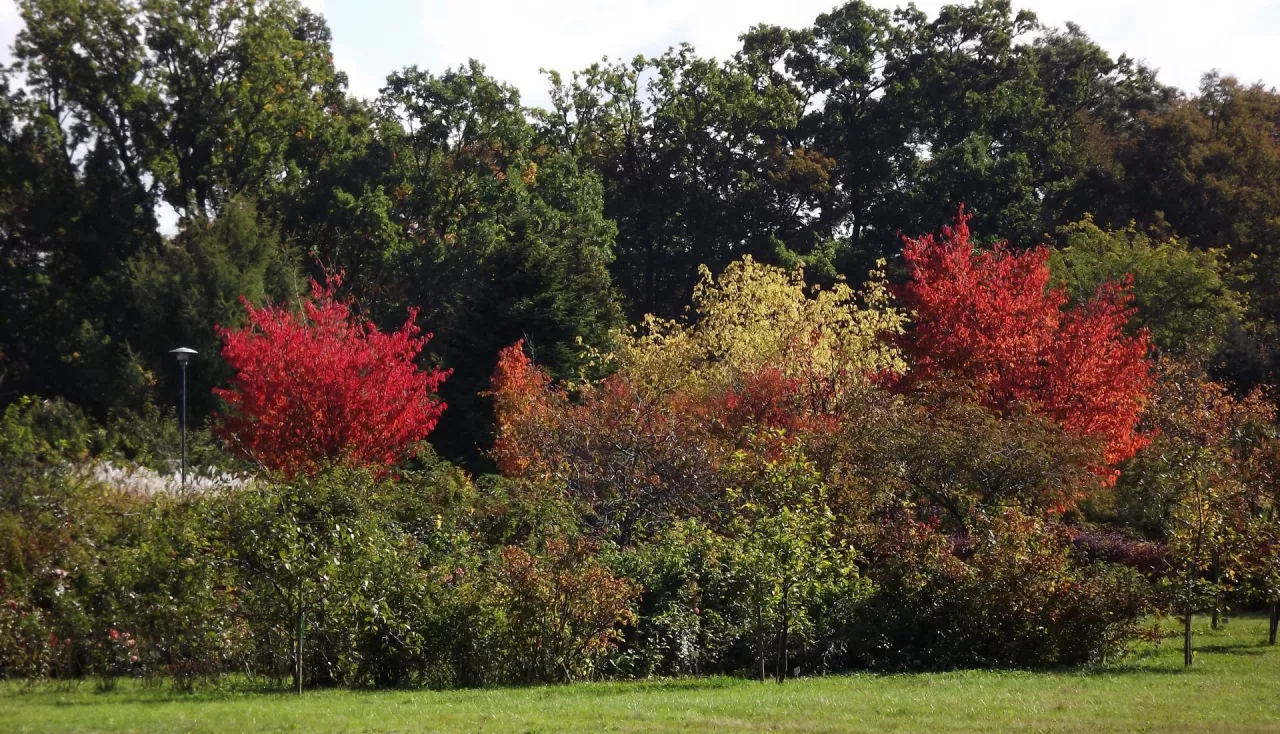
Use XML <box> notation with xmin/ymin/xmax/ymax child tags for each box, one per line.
<box><xmin>3</xmin><ymin>615</ymin><xmax>1278</xmax><ymax>733</ymax></box>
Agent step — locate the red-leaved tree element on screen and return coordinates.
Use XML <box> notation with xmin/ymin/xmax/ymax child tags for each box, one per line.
<box><xmin>895</xmin><ymin>208</ymin><xmax>1154</xmax><ymax>473</ymax></box>
<box><xmin>214</xmin><ymin>274</ymin><xmax>450</xmax><ymax>476</ymax></box>
<box><xmin>488</xmin><ymin>340</ymin><xmax>727</xmax><ymax>544</ymax></box>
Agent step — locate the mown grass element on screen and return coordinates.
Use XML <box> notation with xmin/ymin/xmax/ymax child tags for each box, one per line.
<box><xmin>3</xmin><ymin>614</ymin><xmax>1279</xmax><ymax>733</ymax></box>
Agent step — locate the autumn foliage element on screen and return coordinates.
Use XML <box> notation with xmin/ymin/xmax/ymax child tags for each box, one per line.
<box><xmin>895</xmin><ymin>208</ymin><xmax>1154</xmax><ymax>471</ymax></box>
<box><xmin>488</xmin><ymin>338</ymin><xmax>559</xmax><ymax>478</ymax></box>
<box><xmin>490</xmin><ymin>538</ymin><xmax>641</xmax><ymax>682</ymax></box>
<box><xmin>489</xmin><ymin>340</ymin><xmax>720</xmax><ymax>543</ymax></box>
<box><xmin>487</xmin><ymin>257</ymin><xmax>906</xmax><ymax>541</ymax></box>
<box><xmin>488</xmin><ymin>230</ymin><xmax>1158</xmax><ymax>534</ymax></box>
<box><xmin>485</xmin><ymin>242</ymin><xmax>1165</xmax><ymax>672</ymax></box>
<box><xmin>214</xmin><ymin>274</ymin><xmax>450</xmax><ymax>476</ymax></box>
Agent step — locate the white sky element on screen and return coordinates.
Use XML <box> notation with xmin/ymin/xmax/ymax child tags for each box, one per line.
<box><xmin>317</xmin><ymin>0</ymin><xmax>1280</xmax><ymax>106</ymax></box>
<box><xmin>2</xmin><ymin>0</ymin><xmax>1277</xmax><ymax>106</ymax></box>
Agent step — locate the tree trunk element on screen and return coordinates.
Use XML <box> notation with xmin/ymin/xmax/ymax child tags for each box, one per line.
<box><xmin>776</xmin><ymin>590</ymin><xmax>789</xmax><ymax>685</ymax></box>
<box><xmin>296</xmin><ymin>583</ymin><xmax>305</xmax><ymax>695</ymax></box>
<box><xmin>1183</xmin><ymin>610</ymin><xmax>1193</xmax><ymax>668</ymax></box>
<box><xmin>1269</xmin><ymin>603</ymin><xmax>1278</xmax><ymax>646</ymax></box>
<box><xmin>1211</xmin><ymin>571</ymin><xmax>1221</xmax><ymax>629</ymax></box>
<box><xmin>758</xmin><ymin>607</ymin><xmax>766</xmax><ymax>683</ymax></box>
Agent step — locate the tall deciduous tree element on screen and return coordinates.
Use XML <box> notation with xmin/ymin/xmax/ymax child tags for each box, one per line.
<box><xmin>1117</xmin><ymin>76</ymin><xmax>1280</xmax><ymax>328</ymax></box>
<box><xmin>541</xmin><ymin>46</ymin><xmax>826</xmax><ymax>319</ymax></box>
<box><xmin>1050</xmin><ymin>216</ymin><xmax>1246</xmax><ymax>362</ymax></box>
<box><xmin>214</xmin><ymin>273</ymin><xmax>450</xmax><ymax>476</ymax></box>
<box><xmin>543</xmin><ymin>1</ymin><xmax>1174</xmax><ymax>318</ymax></box>
<box><xmin>14</xmin><ymin>0</ymin><xmax>346</xmax><ymax>218</ymax></box>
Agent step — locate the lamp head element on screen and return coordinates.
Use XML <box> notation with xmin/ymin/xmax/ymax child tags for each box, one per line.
<box><xmin>170</xmin><ymin>347</ymin><xmax>198</xmax><ymax>364</ymax></box>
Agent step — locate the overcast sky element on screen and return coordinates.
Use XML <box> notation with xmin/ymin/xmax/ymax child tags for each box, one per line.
<box><xmin>1</xmin><ymin>0</ymin><xmax>1277</xmax><ymax>107</ymax></box>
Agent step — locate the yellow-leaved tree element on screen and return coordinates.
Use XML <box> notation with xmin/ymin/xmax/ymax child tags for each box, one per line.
<box><xmin>604</xmin><ymin>256</ymin><xmax>907</xmax><ymax>402</ymax></box>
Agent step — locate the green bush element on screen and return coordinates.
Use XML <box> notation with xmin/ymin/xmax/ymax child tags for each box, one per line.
<box><xmin>0</xmin><ymin>394</ymin><xmax>1157</xmax><ymax>688</ymax></box>
<box><xmin>609</xmin><ymin>522</ymin><xmax>727</xmax><ymax>678</ymax></box>
<box><xmin>848</xmin><ymin>508</ymin><xmax>1149</xmax><ymax>670</ymax></box>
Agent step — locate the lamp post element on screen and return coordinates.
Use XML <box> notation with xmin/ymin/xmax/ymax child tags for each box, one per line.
<box><xmin>170</xmin><ymin>347</ymin><xmax>197</xmax><ymax>488</ymax></box>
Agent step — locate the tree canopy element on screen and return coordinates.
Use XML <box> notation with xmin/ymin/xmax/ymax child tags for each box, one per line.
<box><xmin>0</xmin><ymin>0</ymin><xmax>1276</xmax><ymax>467</ymax></box>
<box><xmin>5</xmin><ymin>0</ymin><xmax>1280</xmax><ymax>689</ymax></box>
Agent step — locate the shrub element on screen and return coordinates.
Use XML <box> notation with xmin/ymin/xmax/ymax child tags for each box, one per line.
<box><xmin>850</xmin><ymin>509</ymin><xmax>1149</xmax><ymax>670</ymax></box>
<box><xmin>609</xmin><ymin>521</ymin><xmax>736</xmax><ymax>678</ymax></box>
<box><xmin>214</xmin><ymin>469</ymin><xmax>441</xmax><ymax>687</ymax></box>
<box><xmin>119</xmin><ymin>495</ymin><xmax>245</xmax><ymax>689</ymax></box>
<box><xmin>484</xmin><ymin>537</ymin><xmax>640</xmax><ymax>683</ymax></box>
<box><xmin>214</xmin><ymin>273</ymin><xmax>450</xmax><ymax>477</ymax></box>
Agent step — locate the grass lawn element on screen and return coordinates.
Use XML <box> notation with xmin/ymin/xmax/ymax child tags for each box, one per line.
<box><xmin>3</xmin><ymin>614</ymin><xmax>1279</xmax><ymax>733</ymax></box>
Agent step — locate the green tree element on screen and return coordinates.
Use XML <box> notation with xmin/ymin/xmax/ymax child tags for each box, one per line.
<box><xmin>1117</xmin><ymin>75</ymin><xmax>1280</xmax><ymax>384</ymax></box>
<box><xmin>129</xmin><ymin>196</ymin><xmax>300</xmax><ymax>418</ymax></box>
<box><xmin>14</xmin><ymin>0</ymin><xmax>347</xmax><ymax>218</ymax></box>
<box><xmin>540</xmin><ymin>45</ymin><xmax>822</xmax><ymax>318</ymax></box>
<box><xmin>544</xmin><ymin>1</ymin><xmax>1175</xmax><ymax>317</ymax></box>
<box><xmin>3</xmin><ymin>0</ymin><xmax>348</xmax><ymax>420</ymax></box>
<box><xmin>1051</xmin><ymin>216</ymin><xmax>1246</xmax><ymax>362</ymax></box>
<box><xmin>0</xmin><ymin>74</ymin><xmax>159</xmax><ymax>415</ymax></box>
<box><xmin>722</xmin><ymin>444</ymin><xmax>862</xmax><ymax>683</ymax></box>
<box><xmin>294</xmin><ymin>61</ymin><xmax>622</xmax><ymax>464</ymax></box>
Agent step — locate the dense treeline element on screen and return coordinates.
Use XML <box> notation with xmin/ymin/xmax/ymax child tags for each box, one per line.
<box><xmin>2</xmin><ymin>0</ymin><xmax>1280</xmax><ymax>689</ymax></box>
<box><xmin>4</xmin><ymin>0</ymin><xmax>1278</xmax><ymax>456</ymax></box>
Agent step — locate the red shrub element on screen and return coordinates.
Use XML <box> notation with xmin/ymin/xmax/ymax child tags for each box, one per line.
<box><xmin>214</xmin><ymin>273</ymin><xmax>450</xmax><ymax>476</ymax></box>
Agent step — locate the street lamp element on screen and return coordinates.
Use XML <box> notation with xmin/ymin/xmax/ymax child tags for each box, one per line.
<box><xmin>170</xmin><ymin>347</ymin><xmax>198</xmax><ymax>488</ymax></box>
